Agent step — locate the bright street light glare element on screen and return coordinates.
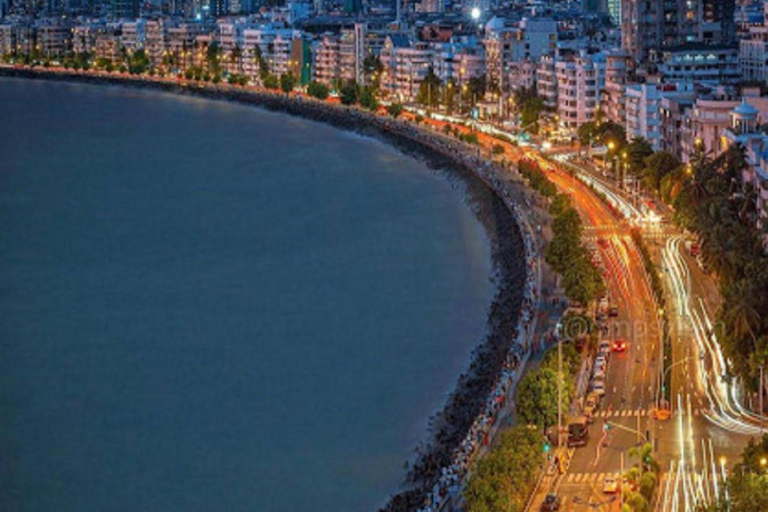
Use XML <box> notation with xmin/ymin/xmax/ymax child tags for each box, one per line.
<box><xmin>470</xmin><ymin>7</ymin><xmax>481</xmax><ymax>20</ymax></box>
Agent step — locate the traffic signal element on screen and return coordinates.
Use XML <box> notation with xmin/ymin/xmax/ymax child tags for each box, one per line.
<box><xmin>543</xmin><ymin>442</ymin><xmax>551</xmax><ymax>453</ymax></box>
<box><xmin>603</xmin><ymin>422</ymin><xmax>611</xmax><ymax>432</ymax></box>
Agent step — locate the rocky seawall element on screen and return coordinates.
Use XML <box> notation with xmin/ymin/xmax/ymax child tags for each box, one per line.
<box><xmin>0</xmin><ymin>67</ymin><xmax>541</xmax><ymax>512</ymax></box>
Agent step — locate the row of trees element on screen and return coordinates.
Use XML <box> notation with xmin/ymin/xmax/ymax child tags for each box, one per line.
<box><xmin>415</xmin><ymin>67</ymin><xmax>488</xmax><ymax>113</ymax></box>
<box><xmin>516</xmin><ymin>158</ymin><xmax>605</xmax><ymax>306</ymax></box>
<box><xmin>516</xmin><ymin>342</ymin><xmax>581</xmax><ymax>430</ymax></box>
<box><xmin>614</xmin><ymin>137</ymin><xmax>768</xmax><ymax>393</ymax></box>
<box><xmin>622</xmin><ymin>443</ymin><xmax>660</xmax><ymax>512</ymax></box>
<box><xmin>671</xmin><ymin>146</ymin><xmax>768</xmax><ymax>390</ymax></box>
<box><xmin>464</xmin><ymin>426</ymin><xmax>545</xmax><ymax>512</ymax></box>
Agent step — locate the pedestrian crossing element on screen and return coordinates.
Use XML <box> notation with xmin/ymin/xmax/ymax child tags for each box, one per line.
<box><xmin>589</xmin><ymin>408</ymin><xmax>703</xmax><ymax>419</ymax></box>
<box><xmin>562</xmin><ymin>472</ymin><xmax>622</xmax><ymax>484</ymax></box>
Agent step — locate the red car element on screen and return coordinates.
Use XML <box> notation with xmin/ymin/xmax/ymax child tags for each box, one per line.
<box><xmin>612</xmin><ymin>339</ymin><xmax>628</xmax><ymax>352</ymax></box>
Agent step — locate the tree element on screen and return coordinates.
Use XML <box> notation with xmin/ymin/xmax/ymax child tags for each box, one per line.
<box><xmin>517</xmin><ymin>367</ymin><xmax>569</xmax><ymax>429</ymax></box>
<box><xmin>520</xmin><ymin>97</ymin><xmax>545</xmax><ymax>135</ymax></box>
<box><xmin>464</xmin><ymin>426</ymin><xmax>544</xmax><ymax>512</ymax></box>
<box><xmin>643</xmin><ymin>151</ymin><xmax>681</xmax><ymax>192</ymax></box>
<box><xmin>697</xmin><ymin>435</ymin><xmax>768</xmax><ymax>512</ymax></box>
<box><xmin>228</xmin><ymin>44</ymin><xmax>243</xmax><ymax>74</ymax></box>
<box><xmin>263</xmin><ymin>73</ymin><xmax>279</xmax><ymax>89</ymax></box>
<box><xmin>279</xmin><ymin>72</ymin><xmax>296</xmax><ymax>93</ymax></box>
<box><xmin>358</xmin><ymin>86</ymin><xmax>379</xmax><ymax>111</ymax></box>
<box><xmin>363</xmin><ymin>54</ymin><xmax>383</xmax><ymax>89</ymax></box>
<box><xmin>387</xmin><ymin>103</ymin><xmax>403</xmax><ymax>118</ymax></box>
<box><xmin>253</xmin><ymin>45</ymin><xmax>270</xmax><ymax>81</ymax></box>
<box><xmin>307</xmin><ymin>80</ymin><xmax>330</xmax><ymax>99</ymax></box>
<box><xmin>417</xmin><ymin>66</ymin><xmax>441</xmax><ymax>107</ymax></box>
<box><xmin>577</xmin><ymin>121</ymin><xmax>598</xmax><ymax>147</ymax></box>
<box><xmin>205</xmin><ymin>41</ymin><xmax>221</xmax><ymax>74</ymax></box>
<box><xmin>625</xmin><ymin>138</ymin><xmax>654</xmax><ymax>175</ymax></box>
<box><xmin>514</xmin><ymin>86</ymin><xmax>546</xmax><ymax>135</ymax></box>
<box><xmin>339</xmin><ymin>80</ymin><xmax>358</xmax><ymax>105</ymax></box>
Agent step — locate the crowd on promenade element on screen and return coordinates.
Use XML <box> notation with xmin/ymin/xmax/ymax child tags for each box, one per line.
<box><xmin>368</xmin><ymin>123</ymin><xmax>543</xmax><ymax>512</ymax></box>
<box><xmin>0</xmin><ymin>67</ymin><xmax>545</xmax><ymax>512</ymax></box>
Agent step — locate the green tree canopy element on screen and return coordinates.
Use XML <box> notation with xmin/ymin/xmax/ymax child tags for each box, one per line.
<box><xmin>279</xmin><ymin>72</ymin><xmax>296</xmax><ymax>93</ymax></box>
<box><xmin>263</xmin><ymin>73</ymin><xmax>279</xmax><ymax>89</ymax></box>
<box><xmin>417</xmin><ymin>66</ymin><xmax>441</xmax><ymax>107</ymax></box>
<box><xmin>386</xmin><ymin>102</ymin><xmax>403</xmax><ymax>118</ymax></box>
<box><xmin>339</xmin><ymin>80</ymin><xmax>358</xmax><ymax>105</ymax></box>
<box><xmin>307</xmin><ymin>80</ymin><xmax>330</xmax><ymax>100</ymax></box>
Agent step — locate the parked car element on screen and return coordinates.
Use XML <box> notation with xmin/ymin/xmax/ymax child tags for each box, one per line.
<box><xmin>591</xmin><ymin>380</ymin><xmax>606</xmax><ymax>396</ymax></box>
<box><xmin>595</xmin><ymin>356</ymin><xmax>607</xmax><ymax>370</ymax></box>
<box><xmin>583</xmin><ymin>393</ymin><xmax>600</xmax><ymax>422</ymax></box>
<box><xmin>540</xmin><ymin>493</ymin><xmax>562</xmax><ymax>511</ymax></box>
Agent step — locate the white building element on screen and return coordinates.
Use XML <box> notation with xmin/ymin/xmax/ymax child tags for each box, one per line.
<box><xmin>120</xmin><ymin>19</ymin><xmax>145</xmax><ymax>53</ymax></box>
<box><xmin>603</xmin><ymin>50</ymin><xmax>631</xmax><ymax>126</ymax></box>
<box><xmin>313</xmin><ymin>32</ymin><xmax>340</xmax><ymax>86</ymax></box>
<box><xmin>37</xmin><ymin>23</ymin><xmax>70</xmax><ymax>59</ymax></box>
<box><xmin>659</xmin><ymin>44</ymin><xmax>741</xmax><ymax>85</ymax></box>
<box><xmin>484</xmin><ymin>16</ymin><xmax>557</xmax><ymax>94</ymax></box>
<box><xmin>380</xmin><ymin>35</ymin><xmax>433</xmax><ymax>102</ymax></box>
<box><xmin>625</xmin><ymin>83</ymin><xmax>662</xmax><ymax>149</ymax></box>
<box><xmin>540</xmin><ymin>51</ymin><xmax>605</xmax><ymax>134</ymax></box>
<box><xmin>681</xmin><ymin>89</ymin><xmax>741</xmax><ymax>162</ymax></box>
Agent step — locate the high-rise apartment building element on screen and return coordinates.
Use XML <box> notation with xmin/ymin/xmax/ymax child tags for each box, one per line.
<box><xmin>621</xmin><ymin>0</ymin><xmax>736</xmax><ymax>67</ymax></box>
<box><xmin>111</xmin><ymin>0</ymin><xmax>139</xmax><ymax>18</ymax></box>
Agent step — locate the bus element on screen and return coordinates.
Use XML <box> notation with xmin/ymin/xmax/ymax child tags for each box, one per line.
<box><xmin>567</xmin><ymin>416</ymin><xmax>589</xmax><ymax>447</ymax></box>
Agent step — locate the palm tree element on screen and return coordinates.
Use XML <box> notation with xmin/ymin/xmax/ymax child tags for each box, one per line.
<box><xmin>723</xmin><ymin>280</ymin><xmax>760</xmax><ymax>347</ymax></box>
<box><xmin>229</xmin><ymin>44</ymin><xmax>242</xmax><ymax>75</ymax></box>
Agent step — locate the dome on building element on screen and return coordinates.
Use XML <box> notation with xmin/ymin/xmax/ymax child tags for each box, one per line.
<box><xmin>733</xmin><ymin>99</ymin><xmax>759</xmax><ymax>117</ymax></box>
<box><xmin>484</xmin><ymin>16</ymin><xmax>505</xmax><ymax>35</ymax></box>
<box><xmin>731</xmin><ymin>99</ymin><xmax>760</xmax><ymax>135</ymax></box>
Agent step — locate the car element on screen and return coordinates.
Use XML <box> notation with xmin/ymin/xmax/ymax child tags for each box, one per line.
<box><xmin>540</xmin><ymin>493</ymin><xmax>562</xmax><ymax>511</ymax></box>
<box><xmin>595</xmin><ymin>356</ymin><xmax>607</xmax><ymax>370</ymax></box>
<box><xmin>591</xmin><ymin>381</ymin><xmax>606</xmax><ymax>396</ymax></box>
<box><xmin>608</xmin><ymin>306</ymin><xmax>619</xmax><ymax>317</ymax></box>
<box><xmin>583</xmin><ymin>394</ymin><xmax>600</xmax><ymax>422</ymax></box>
<box><xmin>612</xmin><ymin>339</ymin><xmax>628</xmax><ymax>352</ymax></box>
<box><xmin>603</xmin><ymin>476</ymin><xmax>619</xmax><ymax>494</ymax></box>
<box><xmin>586</xmin><ymin>392</ymin><xmax>601</xmax><ymax>409</ymax></box>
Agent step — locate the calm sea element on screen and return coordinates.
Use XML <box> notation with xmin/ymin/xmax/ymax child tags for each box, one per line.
<box><xmin>0</xmin><ymin>78</ymin><xmax>494</xmax><ymax>512</ymax></box>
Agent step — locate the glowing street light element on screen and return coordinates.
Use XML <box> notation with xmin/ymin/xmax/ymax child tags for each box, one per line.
<box><xmin>470</xmin><ymin>7</ymin><xmax>481</xmax><ymax>20</ymax></box>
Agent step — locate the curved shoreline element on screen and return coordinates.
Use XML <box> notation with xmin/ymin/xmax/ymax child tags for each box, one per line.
<box><xmin>0</xmin><ymin>68</ymin><xmax>542</xmax><ymax>512</ymax></box>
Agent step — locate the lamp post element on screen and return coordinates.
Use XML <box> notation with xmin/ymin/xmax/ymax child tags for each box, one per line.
<box><xmin>658</xmin><ymin>356</ymin><xmax>693</xmax><ymax>409</ymax></box>
<box><xmin>605</xmin><ymin>140</ymin><xmax>615</xmax><ymax>173</ymax></box>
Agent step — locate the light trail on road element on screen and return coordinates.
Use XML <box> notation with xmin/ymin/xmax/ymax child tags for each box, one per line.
<box><xmin>662</xmin><ymin>235</ymin><xmax>765</xmax><ymax>437</ymax></box>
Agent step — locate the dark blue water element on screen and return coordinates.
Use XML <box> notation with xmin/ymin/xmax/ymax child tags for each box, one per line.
<box><xmin>0</xmin><ymin>78</ymin><xmax>494</xmax><ymax>512</ymax></box>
